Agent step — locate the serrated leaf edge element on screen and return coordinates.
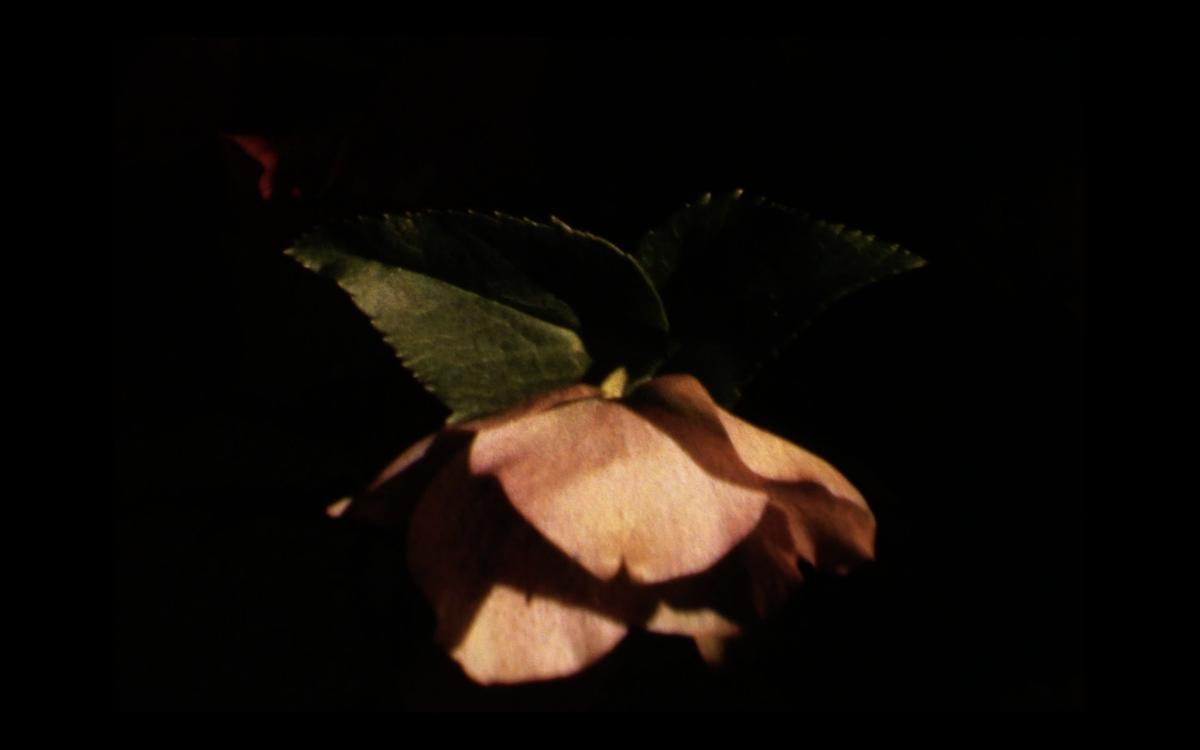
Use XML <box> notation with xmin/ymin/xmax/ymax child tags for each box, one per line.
<box><xmin>284</xmin><ymin>242</ymin><xmax>590</xmax><ymax>424</ymax></box>
<box><xmin>639</xmin><ymin>189</ymin><xmax>927</xmax><ymax>401</ymax></box>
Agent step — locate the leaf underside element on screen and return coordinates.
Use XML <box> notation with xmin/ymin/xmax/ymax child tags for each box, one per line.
<box><xmin>288</xmin><ymin>211</ymin><xmax>667</xmax><ymax>421</ymax></box>
<box><xmin>634</xmin><ymin>190</ymin><xmax>926</xmax><ymax>404</ymax></box>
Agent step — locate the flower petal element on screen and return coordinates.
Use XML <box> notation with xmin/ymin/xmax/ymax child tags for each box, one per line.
<box><xmin>644</xmin><ymin>601</ymin><xmax>740</xmax><ymax>639</ymax></box>
<box><xmin>369</xmin><ymin>383</ymin><xmax>603</xmax><ymax>492</ymax></box>
<box><xmin>763</xmin><ymin>481</ymin><xmax>876</xmax><ymax>575</ymax></box>
<box><xmin>409</xmin><ymin>449</ymin><xmax>629</xmax><ymax>684</ymax></box>
<box><xmin>644</xmin><ymin>601</ymin><xmax>740</xmax><ymax>664</ymax></box>
<box><xmin>469</xmin><ymin>397</ymin><xmax>768</xmax><ymax>584</ymax></box>
<box><xmin>458</xmin><ymin>382</ymin><xmax>604</xmax><ymax>431</ymax></box>
<box><xmin>228</xmin><ymin>134</ymin><xmax>279</xmax><ymax>200</ymax></box>
<box><xmin>338</xmin><ymin>383</ymin><xmax>603</xmax><ymax>525</ymax></box>
<box><xmin>716</xmin><ymin>411</ymin><xmax>867</xmax><ymax>511</ymax></box>
<box><xmin>629</xmin><ymin>374</ymin><xmax>875</xmax><ymax>603</ymax></box>
<box><xmin>452</xmin><ymin>584</ymin><xmax>627</xmax><ymax>685</ymax></box>
<box><xmin>367</xmin><ymin>432</ymin><xmax>439</xmax><ymax>492</ymax></box>
<box><xmin>633</xmin><ymin>374</ymin><xmax>868</xmax><ymax>510</ymax></box>
<box><xmin>736</xmin><ymin>505</ymin><xmax>808</xmax><ymax>616</ymax></box>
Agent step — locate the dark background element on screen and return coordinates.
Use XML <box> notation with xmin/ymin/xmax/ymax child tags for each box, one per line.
<box><xmin>113</xmin><ymin>38</ymin><xmax>1084</xmax><ymax>710</ymax></box>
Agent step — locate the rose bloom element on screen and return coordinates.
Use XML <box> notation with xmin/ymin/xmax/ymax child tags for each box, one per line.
<box><xmin>331</xmin><ymin>374</ymin><xmax>874</xmax><ymax>685</ymax></box>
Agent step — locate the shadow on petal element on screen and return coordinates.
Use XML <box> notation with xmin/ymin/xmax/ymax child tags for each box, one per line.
<box><xmin>337</xmin><ymin>376</ymin><xmax>877</xmax><ymax>685</ymax></box>
<box><xmin>765</xmin><ymin>480</ymin><xmax>876</xmax><ymax>576</ymax></box>
<box><xmin>737</xmin><ymin>504</ymin><xmax>808</xmax><ymax>617</ymax></box>
<box><xmin>620</xmin><ymin>383</ymin><xmax>765</xmax><ymax>489</ymax></box>
<box><xmin>469</xmin><ymin>397</ymin><xmax>768</xmax><ymax>584</ymax></box>
<box><xmin>409</xmin><ymin>448</ymin><xmax>650</xmax><ymax>684</ymax></box>
<box><xmin>342</xmin><ymin>429</ymin><xmax>475</xmax><ymax>530</ymax></box>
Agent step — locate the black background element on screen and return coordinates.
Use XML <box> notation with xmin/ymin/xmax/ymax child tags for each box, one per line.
<box><xmin>113</xmin><ymin>38</ymin><xmax>1084</xmax><ymax>710</ymax></box>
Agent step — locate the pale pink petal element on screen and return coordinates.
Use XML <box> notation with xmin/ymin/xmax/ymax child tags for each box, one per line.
<box><xmin>634</xmin><ymin>374</ymin><xmax>867</xmax><ymax>510</ymax></box>
<box><xmin>693</xmin><ymin>635</ymin><xmax>729</xmax><ymax>664</ymax></box>
<box><xmin>626</xmin><ymin>372</ymin><xmax>874</xmax><ymax>569</ymax></box>
<box><xmin>717</xmin><ymin>412</ymin><xmax>867</xmax><ymax>511</ymax></box>
<box><xmin>325</xmin><ymin>496</ymin><xmax>353</xmax><ymax>518</ymax></box>
<box><xmin>645</xmin><ymin>602</ymin><xmax>740</xmax><ymax>666</ymax></box>
<box><xmin>644</xmin><ymin>601</ymin><xmax>741</xmax><ymax>639</ymax></box>
<box><xmin>452</xmin><ymin>584</ymin><xmax>627</xmax><ymax>685</ymax></box>
<box><xmin>630</xmin><ymin>374</ymin><xmax>875</xmax><ymax>605</ymax></box>
<box><xmin>469</xmin><ymin>397</ymin><xmax>768</xmax><ymax>584</ymax></box>
<box><xmin>368</xmin><ymin>382</ymin><xmax>602</xmax><ymax>492</ymax></box>
<box><xmin>348</xmin><ymin>375</ymin><xmax>874</xmax><ymax>684</ymax></box>
<box><xmin>367</xmin><ymin>432</ymin><xmax>438</xmax><ymax>492</ymax></box>
<box><xmin>339</xmin><ymin>383</ymin><xmax>603</xmax><ymax>524</ymax></box>
<box><xmin>337</xmin><ymin>430</ymin><xmax>465</xmax><ymax>527</ymax></box>
<box><xmin>764</xmin><ymin>480</ymin><xmax>876</xmax><ymax>575</ymax></box>
<box><xmin>409</xmin><ymin>448</ymin><xmax>631</xmax><ymax>684</ymax></box>
<box><xmin>736</xmin><ymin>505</ymin><xmax>807</xmax><ymax>617</ymax></box>
<box><xmin>456</xmin><ymin>382</ymin><xmax>603</xmax><ymax>431</ymax></box>
<box><xmin>624</xmin><ymin>373</ymin><xmax>722</xmax><ymax>419</ymax></box>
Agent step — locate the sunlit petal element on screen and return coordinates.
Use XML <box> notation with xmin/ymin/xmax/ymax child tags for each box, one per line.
<box><xmin>345</xmin><ymin>376</ymin><xmax>876</xmax><ymax>685</ymax></box>
<box><xmin>470</xmin><ymin>397</ymin><xmax>768</xmax><ymax>584</ymax></box>
<box><xmin>409</xmin><ymin>447</ymin><xmax>631</xmax><ymax>683</ymax></box>
<box><xmin>453</xmin><ymin>584</ymin><xmax>627</xmax><ymax>685</ymax></box>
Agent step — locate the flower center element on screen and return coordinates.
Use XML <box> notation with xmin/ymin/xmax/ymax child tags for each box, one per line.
<box><xmin>599</xmin><ymin>367</ymin><xmax>629</xmax><ymax>399</ymax></box>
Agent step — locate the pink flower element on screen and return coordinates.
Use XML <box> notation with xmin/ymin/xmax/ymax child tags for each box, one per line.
<box><xmin>333</xmin><ymin>375</ymin><xmax>875</xmax><ymax>684</ymax></box>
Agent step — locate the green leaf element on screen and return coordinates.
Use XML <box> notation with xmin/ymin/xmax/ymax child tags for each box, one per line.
<box><xmin>635</xmin><ymin>190</ymin><xmax>926</xmax><ymax>405</ymax></box>
<box><xmin>288</xmin><ymin>211</ymin><xmax>667</xmax><ymax>421</ymax></box>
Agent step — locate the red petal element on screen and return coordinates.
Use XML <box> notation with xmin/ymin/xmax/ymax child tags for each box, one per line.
<box><xmin>228</xmin><ymin>134</ymin><xmax>279</xmax><ymax>200</ymax></box>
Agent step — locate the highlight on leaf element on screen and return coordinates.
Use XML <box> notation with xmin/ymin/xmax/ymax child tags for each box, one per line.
<box><xmin>286</xmin><ymin>210</ymin><xmax>668</xmax><ymax>422</ymax></box>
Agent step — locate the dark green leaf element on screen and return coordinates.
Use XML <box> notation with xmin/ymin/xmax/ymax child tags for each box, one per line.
<box><xmin>635</xmin><ymin>190</ymin><xmax>926</xmax><ymax>404</ymax></box>
<box><xmin>288</xmin><ymin>211</ymin><xmax>667</xmax><ymax>421</ymax></box>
